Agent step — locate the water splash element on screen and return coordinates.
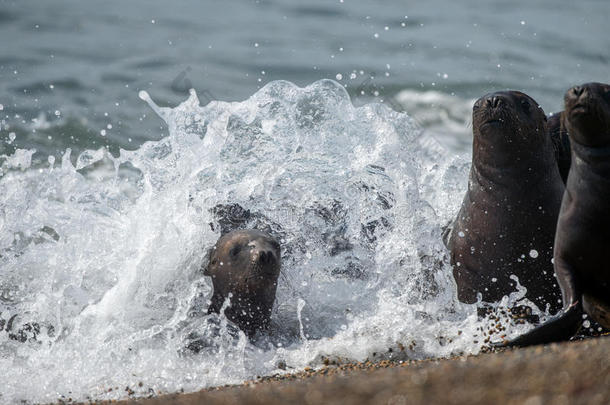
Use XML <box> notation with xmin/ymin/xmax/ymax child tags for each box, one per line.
<box><xmin>0</xmin><ymin>80</ymin><xmax>537</xmax><ymax>404</ymax></box>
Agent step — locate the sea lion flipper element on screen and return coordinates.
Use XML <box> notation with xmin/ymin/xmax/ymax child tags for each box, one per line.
<box><xmin>497</xmin><ymin>302</ymin><xmax>582</xmax><ymax>348</ymax></box>
<box><xmin>503</xmin><ymin>251</ymin><xmax>585</xmax><ymax>348</ymax></box>
<box><xmin>553</xmin><ymin>258</ymin><xmax>580</xmax><ymax>309</ymax></box>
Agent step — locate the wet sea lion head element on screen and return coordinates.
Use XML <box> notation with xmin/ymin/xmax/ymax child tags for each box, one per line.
<box><xmin>563</xmin><ymin>82</ymin><xmax>610</xmax><ymax>147</ymax></box>
<box><xmin>207</xmin><ymin>229</ymin><xmax>280</xmax><ymax>278</ymax></box>
<box><xmin>472</xmin><ymin>91</ymin><xmax>548</xmax><ymax>164</ymax></box>
<box><xmin>205</xmin><ymin>229</ymin><xmax>281</xmax><ymax>336</ymax></box>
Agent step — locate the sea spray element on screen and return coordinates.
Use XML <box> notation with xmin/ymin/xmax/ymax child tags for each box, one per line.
<box><xmin>0</xmin><ymin>80</ymin><xmax>541</xmax><ymax>404</ymax></box>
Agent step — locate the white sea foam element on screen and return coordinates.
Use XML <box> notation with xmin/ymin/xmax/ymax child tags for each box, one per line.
<box><xmin>0</xmin><ymin>80</ymin><xmax>540</xmax><ymax>404</ymax></box>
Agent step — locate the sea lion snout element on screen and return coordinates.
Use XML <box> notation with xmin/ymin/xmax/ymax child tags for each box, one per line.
<box><xmin>568</xmin><ymin>85</ymin><xmax>584</xmax><ymax>99</ymax></box>
<box><xmin>247</xmin><ymin>237</ymin><xmax>280</xmax><ymax>267</ymax></box>
<box><xmin>478</xmin><ymin>94</ymin><xmax>511</xmax><ymax>127</ymax></box>
<box><xmin>474</xmin><ymin>93</ymin><xmax>507</xmax><ymax>112</ymax></box>
<box><xmin>565</xmin><ymin>85</ymin><xmax>592</xmax><ymax>113</ymax></box>
<box><xmin>484</xmin><ymin>94</ymin><xmax>506</xmax><ymax>109</ymax></box>
<box><xmin>564</xmin><ymin>82</ymin><xmax>610</xmax><ymax>146</ymax></box>
<box><xmin>474</xmin><ymin>92</ymin><xmax>520</xmax><ymax>126</ymax></box>
<box><xmin>254</xmin><ymin>249</ymin><xmax>277</xmax><ymax>265</ymax></box>
<box><xmin>565</xmin><ymin>82</ymin><xmax>609</xmax><ymax>109</ymax></box>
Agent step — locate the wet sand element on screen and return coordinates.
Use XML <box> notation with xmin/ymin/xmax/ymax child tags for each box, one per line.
<box><xmin>108</xmin><ymin>335</ymin><xmax>609</xmax><ymax>405</ymax></box>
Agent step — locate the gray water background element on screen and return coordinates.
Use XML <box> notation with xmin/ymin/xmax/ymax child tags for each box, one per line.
<box><xmin>0</xmin><ymin>0</ymin><xmax>608</xmax><ymax>158</ymax></box>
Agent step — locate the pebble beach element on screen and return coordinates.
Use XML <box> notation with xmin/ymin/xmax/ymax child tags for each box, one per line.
<box><xmin>103</xmin><ymin>336</ymin><xmax>610</xmax><ymax>405</ymax></box>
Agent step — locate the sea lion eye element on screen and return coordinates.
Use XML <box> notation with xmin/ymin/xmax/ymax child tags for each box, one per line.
<box><xmin>520</xmin><ymin>99</ymin><xmax>531</xmax><ymax>114</ymax></box>
<box><xmin>230</xmin><ymin>245</ymin><xmax>241</xmax><ymax>257</ymax></box>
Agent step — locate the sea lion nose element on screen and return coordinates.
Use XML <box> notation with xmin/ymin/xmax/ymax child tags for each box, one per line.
<box><xmin>257</xmin><ymin>250</ymin><xmax>276</xmax><ymax>265</ymax></box>
<box><xmin>485</xmin><ymin>95</ymin><xmax>505</xmax><ymax>109</ymax></box>
<box><xmin>571</xmin><ymin>86</ymin><xmax>584</xmax><ymax>97</ymax></box>
<box><xmin>567</xmin><ymin>85</ymin><xmax>592</xmax><ymax>103</ymax></box>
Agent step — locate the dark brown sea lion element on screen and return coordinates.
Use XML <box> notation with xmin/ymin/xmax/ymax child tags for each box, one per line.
<box><xmin>503</xmin><ymin>82</ymin><xmax>610</xmax><ymax>347</ymax></box>
<box><xmin>205</xmin><ymin>229</ymin><xmax>281</xmax><ymax>338</ymax></box>
<box><xmin>448</xmin><ymin>91</ymin><xmax>564</xmax><ymax>312</ymax></box>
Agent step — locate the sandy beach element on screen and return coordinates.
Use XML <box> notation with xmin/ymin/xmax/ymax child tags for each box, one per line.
<box><xmin>104</xmin><ymin>335</ymin><xmax>610</xmax><ymax>405</ymax></box>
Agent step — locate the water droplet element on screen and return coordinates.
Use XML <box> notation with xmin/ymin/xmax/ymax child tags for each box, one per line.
<box><xmin>529</xmin><ymin>249</ymin><xmax>539</xmax><ymax>259</ymax></box>
<box><xmin>335</xmin><ymin>73</ymin><xmax>343</xmax><ymax>80</ymax></box>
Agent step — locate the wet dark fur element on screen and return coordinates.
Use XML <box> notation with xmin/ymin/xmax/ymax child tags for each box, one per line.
<box><xmin>448</xmin><ymin>91</ymin><xmax>564</xmax><ymax>313</ymax></box>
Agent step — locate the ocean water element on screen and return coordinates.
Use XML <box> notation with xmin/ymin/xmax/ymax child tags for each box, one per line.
<box><xmin>0</xmin><ymin>0</ymin><xmax>608</xmax><ymax>403</ymax></box>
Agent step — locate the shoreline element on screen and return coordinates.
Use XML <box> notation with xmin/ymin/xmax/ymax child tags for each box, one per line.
<box><xmin>100</xmin><ymin>335</ymin><xmax>609</xmax><ymax>405</ymax></box>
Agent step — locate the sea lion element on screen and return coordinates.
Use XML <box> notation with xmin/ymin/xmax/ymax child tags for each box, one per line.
<box><xmin>205</xmin><ymin>229</ymin><xmax>281</xmax><ymax>338</ymax></box>
<box><xmin>502</xmin><ymin>82</ymin><xmax>610</xmax><ymax>347</ymax></box>
<box><xmin>448</xmin><ymin>90</ymin><xmax>564</xmax><ymax>312</ymax></box>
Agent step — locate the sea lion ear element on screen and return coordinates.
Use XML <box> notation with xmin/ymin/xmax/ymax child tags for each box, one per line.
<box><xmin>203</xmin><ymin>247</ymin><xmax>214</xmax><ymax>276</ymax></box>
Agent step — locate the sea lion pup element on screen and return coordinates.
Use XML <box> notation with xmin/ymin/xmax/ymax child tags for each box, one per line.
<box><xmin>205</xmin><ymin>229</ymin><xmax>281</xmax><ymax>338</ymax></box>
<box><xmin>448</xmin><ymin>91</ymin><xmax>564</xmax><ymax>312</ymax></box>
<box><xmin>502</xmin><ymin>82</ymin><xmax>610</xmax><ymax>347</ymax></box>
